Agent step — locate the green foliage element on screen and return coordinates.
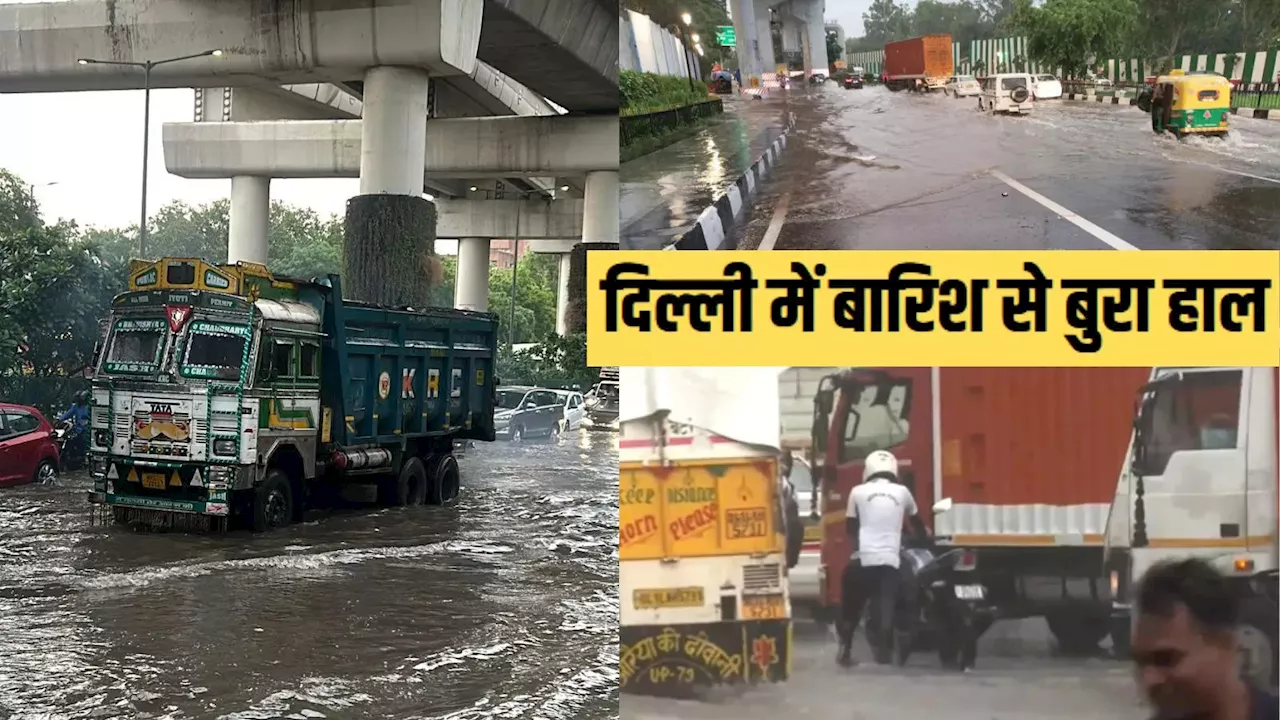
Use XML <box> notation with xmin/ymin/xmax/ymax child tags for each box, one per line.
<box><xmin>0</xmin><ymin>170</ymin><xmax>578</xmax><ymax>409</ymax></box>
<box><xmin>496</xmin><ymin>333</ymin><xmax>596</xmax><ymax>392</ymax></box>
<box><xmin>1009</xmin><ymin>0</ymin><xmax>1137</xmax><ymax>78</ymax></box>
<box><xmin>622</xmin><ymin>0</ymin><xmax>732</xmax><ymax>56</ymax></box>
<box><xmin>620</xmin><ymin>70</ymin><xmax>708</xmax><ymax>115</ymax></box>
<box><xmin>826</xmin><ymin>31</ymin><xmax>844</xmax><ymax>63</ymax></box>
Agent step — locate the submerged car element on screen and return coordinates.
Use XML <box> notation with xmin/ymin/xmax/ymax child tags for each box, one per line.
<box><xmin>0</xmin><ymin>403</ymin><xmax>61</xmax><ymax>487</ymax></box>
<box><xmin>944</xmin><ymin>75</ymin><xmax>981</xmax><ymax>97</ymax></box>
<box><xmin>494</xmin><ymin>386</ymin><xmax>564</xmax><ymax>442</ymax></box>
<box><xmin>978</xmin><ymin>73</ymin><xmax>1035</xmax><ymax>114</ymax></box>
<box><xmin>1033</xmin><ymin>74</ymin><xmax>1063</xmax><ymax>99</ymax></box>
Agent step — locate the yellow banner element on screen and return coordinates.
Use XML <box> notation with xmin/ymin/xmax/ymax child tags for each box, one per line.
<box><xmin>620</xmin><ymin>458</ymin><xmax>781</xmax><ymax>562</ymax></box>
<box><xmin>587</xmin><ymin>251</ymin><xmax>1280</xmax><ymax>367</ymax></box>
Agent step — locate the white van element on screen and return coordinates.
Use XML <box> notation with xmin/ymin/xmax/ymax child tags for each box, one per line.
<box><xmin>978</xmin><ymin>73</ymin><xmax>1035</xmax><ymax>114</ymax></box>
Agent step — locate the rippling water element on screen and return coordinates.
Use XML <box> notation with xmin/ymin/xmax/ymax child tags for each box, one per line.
<box><xmin>0</xmin><ymin>432</ymin><xmax>619</xmax><ymax>720</ymax></box>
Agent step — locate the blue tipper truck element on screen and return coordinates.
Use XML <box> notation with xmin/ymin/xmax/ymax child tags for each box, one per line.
<box><xmin>86</xmin><ymin>257</ymin><xmax>497</xmax><ymax>531</ymax></box>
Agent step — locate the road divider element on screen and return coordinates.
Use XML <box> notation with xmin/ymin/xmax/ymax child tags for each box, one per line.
<box><xmin>663</xmin><ymin>113</ymin><xmax>797</xmax><ymax>251</ymax></box>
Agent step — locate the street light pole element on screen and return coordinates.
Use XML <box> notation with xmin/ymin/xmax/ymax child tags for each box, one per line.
<box><xmin>680</xmin><ymin>13</ymin><xmax>697</xmax><ymax>92</ymax></box>
<box><xmin>78</xmin><ymin>49</ymin><xmax>224</xmax><ymax>258</ymax></box>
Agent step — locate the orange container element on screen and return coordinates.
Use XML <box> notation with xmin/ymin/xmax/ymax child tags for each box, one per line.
<box><xmin>883</xmin><ymin>34</ymin><xmax>954</xmax><ymax>80</ymax></box>
<box><xmin>936</xmin><ymin>368</ymin><xmax>1150</xmax><ymax>508</ymax></box>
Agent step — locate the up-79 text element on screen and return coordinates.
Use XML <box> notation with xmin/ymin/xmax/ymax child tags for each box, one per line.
<box><xmin>598</xmin><ymin>260</ymin><xmax>1272</xmax><ymax>353</ymax></box>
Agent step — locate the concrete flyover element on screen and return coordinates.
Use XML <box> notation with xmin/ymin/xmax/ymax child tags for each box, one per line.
<box><xmin>162</xmin><ymin>115</ymin><xmax>619</xmax><ymax>179</ymax></box>
<box><xmin>437</xmin><ymin>199</ymin><xmax>583</xmax><ymax>239</ymax></box>
<box><xmin>478</xmin><ymin>0</ymin><xmax>618</xmax><ymax>113</ymax></box>
<box><xmin>0</xmin><ymin>0</ymin><xmax>482</xmax><ymax>91</ymax></box>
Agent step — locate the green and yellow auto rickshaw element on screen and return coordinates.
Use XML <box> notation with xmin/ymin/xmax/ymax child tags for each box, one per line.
<box><xmin>1148</xmin><ymin>70</ymin><xmax>1232</xmax><ymax>138</ymax></box>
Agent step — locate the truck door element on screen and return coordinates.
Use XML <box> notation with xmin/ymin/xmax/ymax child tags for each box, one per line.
<box><xmin>819</xmin><ymin>368</ymin><xmax>934</xmax><ymax>610</ymax></box>
<box><xmin>1129</xmin><ymin>368</ymin><xmax>1251</xmax><ymax>566</ymax></box>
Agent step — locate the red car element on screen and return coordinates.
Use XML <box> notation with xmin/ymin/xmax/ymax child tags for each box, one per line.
<box><xmin>0</xmin><ymin>402</ymin><xmax>61</xmax><ymax>487</ymax></box>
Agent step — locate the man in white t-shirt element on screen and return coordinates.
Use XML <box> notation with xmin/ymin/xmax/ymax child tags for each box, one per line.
<box><xmin>836</xmin><ymin>449</ymin><xmax>930</xmax><ymax>666</ymax></box>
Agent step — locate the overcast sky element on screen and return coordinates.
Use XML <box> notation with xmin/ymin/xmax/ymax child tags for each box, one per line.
<box><xmin>0</xmin><ymin>88</ymin><xmax>458</xmax><ymax>254</ymax></box>
<box><xmin>825</xmin><ymin>0</ymin><xmax>921</xmax><ymax>37</ymax></box>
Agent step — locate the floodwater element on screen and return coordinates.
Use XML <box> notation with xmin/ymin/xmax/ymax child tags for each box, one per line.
<box><xmin>731</xmin><ymin>84</ymin><xmax>1280</xmax><ymax>249</ymax></box>
<box><xmin>0</xmin><ymin>433</ymin><xmax>619</xmax><ymax>720</ymax></box>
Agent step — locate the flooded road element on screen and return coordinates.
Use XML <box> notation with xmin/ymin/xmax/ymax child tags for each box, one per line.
<box><xmin>673</xmin><ymin>84</ymin><xmax>1280</xmax><ymax>250</ymax></box>
<box><xmin>0</xmin><ymin>433</ymin><xmax>619</xmax><ymax>720</ymax></box>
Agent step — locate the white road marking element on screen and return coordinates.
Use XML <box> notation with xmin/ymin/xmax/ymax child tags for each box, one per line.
<box><xmin>990</xmin><ymin>169</ymin><xmax>1139</xmax><ymax>251</ymax></box>
<box><xmin>758</xmin><ymin>192</ymin><xmax>792</xmax><ymax>251</ymax></box>
<box><xmin>1190</xmin><ymin>164</ymin><xmax>1280</xmax><ymax>185</ymax></box>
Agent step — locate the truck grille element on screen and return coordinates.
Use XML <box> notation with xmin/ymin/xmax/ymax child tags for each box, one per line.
<box><xmin>743</xmin><ymin>563</ymin><xmax>782</xmax><ymax>592</ymax></box>
<box><xmin>130</xmin><ymin>409</ymin><xmax>193</xmax><ymax>458</ymax></box>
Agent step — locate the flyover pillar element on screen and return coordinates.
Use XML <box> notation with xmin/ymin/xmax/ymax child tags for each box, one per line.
<box><xmin>582</xmin><ymin>171</ymin><xmax>619</xmax><ymax>244</ymax></box>
<box><xmin>454</xmin><ymin>237</ymin><xmax>491</xmax><ymax>312</ymax></box>
<box><xmin>227</xmin><ymin>175</ymin><xmax>269</xmax><ymax>265</ymax></box>
<box><xmin>754</xmin><ymin>0</ymin><xmax>777</xmax><ymax>79</ymax></box>
<box><xmin>802</xmin><ymin>0</ymin><xmax>828</xmax><ymax>78</ymax></box>
<box><xmin>566</xmin><ymin>171</ymin><xmax>620</xmax><ymax>334</ymax></box>
<box><xmin>555</xmin><ymin>252</ymin><xmax>572</xmax><ymax>336</ymax></box>
<box><xmin>730</xmin><ymin>0</ymin><xmax>763</xmax><ymax>85</ymax></box>
<box><xmin>344</xmin><ymin>66</ymin><xmax>435</xmax><ymax>307</ymax></box>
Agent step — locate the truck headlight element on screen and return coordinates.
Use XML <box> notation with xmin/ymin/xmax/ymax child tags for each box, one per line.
<box><xmin>93</xmin><ymin>429</ymin><xmax>111</xmax><ymax>448</ymax></box>
<box><xmin>213</xmin><ymin>438</ymin><xmax>237</xmax><ymax>456</ymax></box>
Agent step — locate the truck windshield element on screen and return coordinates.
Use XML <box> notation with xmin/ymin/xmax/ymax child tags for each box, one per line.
<box><xmin>103</xmin><ymin>318</ymin><xmax>166</xmax><ymax>375</ymax></box>
<box><xmin>838</xmin><ymin>375</ymin><xmax>913</xmax><ymax>462</ymax></box>
<box><xmin>496</xmin><ymin>390</ymin><xmax>528</xmax><ymax>410</ymax></box>
<box><xmin>180</xmin><ymin>320</ymin><xmax>252</xmax><ymax>380</ymax></box>
<box><xmin>1133</xmin><ymin>370</ymin><xmax>1243</xmax><ymax>475</ymax></box>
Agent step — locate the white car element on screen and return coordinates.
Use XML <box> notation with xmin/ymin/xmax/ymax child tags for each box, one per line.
<box><xmin>786</xmin><ymin>459</ymin><xmax>827</xmax><ymax>622</ymax></box>
<box><xmin>978</xmin><ymin>73</ymin><xmax>1035</xmax><ymax>114</ymax></box>
<box><xmin>944</xmin><ymin>74</ymin><xmax>981</xmax><ymax>97</ymax></box>
<box><xmin>1033</xmin><ymin>74</ymin><xmax>1063</xmax><ymax>99</ymax></box>
<box><xmin>553</xmin><ymin>389</ymin><xmax>585</xmax><ymax>432</ymax></box>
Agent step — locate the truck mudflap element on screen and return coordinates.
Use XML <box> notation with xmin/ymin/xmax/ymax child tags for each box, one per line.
<box><xmin>620</xmin><ymin>620</ymin><xmax>791</xmax><ymax>697</ymax></box>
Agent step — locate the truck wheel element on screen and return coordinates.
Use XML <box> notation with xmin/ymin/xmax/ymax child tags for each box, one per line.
<box><xmin>426</xmin><ymin>454</ymin><xmax>461</xmax><ymax>506</ymax></box>
<box><xmin>1236</xmin><ymin>596</ymin><xmax>1278</xmax><ymax>687</ymax></box>
<box><xmin>391</xmin><ymin>457</ymin><xmax>427</xmax><ymax>507</ymax></box>
<box><xmin>1047</xmin><ymin>613</ymin><xmax>1109</xmax><ymax>655</ymax></box>
<box><xmin>252</xmin><ymin>469</ymin><xmax>294</xmax><ymax>532</ymax></box>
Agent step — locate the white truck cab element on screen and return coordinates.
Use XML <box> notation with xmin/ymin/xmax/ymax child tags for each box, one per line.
<box><xmin>1104</xmin><ymin>367</ymin><xmax>1278</xmax><ymax>687</ymax></box>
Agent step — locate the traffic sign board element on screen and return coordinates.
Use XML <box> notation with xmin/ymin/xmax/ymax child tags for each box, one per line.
<box><xmin>715</xmin><ymin>25</ymin><xmax>736</xmax><ymax>47</ymax></box>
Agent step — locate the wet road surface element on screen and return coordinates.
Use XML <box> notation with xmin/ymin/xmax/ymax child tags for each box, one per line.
<box><xmin>621</xmin><ymin>97</ymin><xmax>793</xmax><ymax>250</ymax></box>
<box><xmin>621</xmin><ymin>620</ymin><xmax>1143</xmax><ymax>719</ymax></box>
<box><xmin>0</xmin><ymin>433</ymin><xmax>618</xmax><ymax>720</ymax></box>
<box><xmin>717</xmin><ymin>84</ymin><xmax>1280</xmax><ymax>250</ymax></box>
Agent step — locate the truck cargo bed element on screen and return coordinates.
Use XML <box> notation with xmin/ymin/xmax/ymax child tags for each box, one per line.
<box><xmin>317</xmin><ymin>280</ymin><xmax>498</xmax><ymax>447</ymax></box>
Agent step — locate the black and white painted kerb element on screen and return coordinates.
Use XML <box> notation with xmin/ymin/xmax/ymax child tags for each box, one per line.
<box><xmin>665</xmin><ymin>113</ymin><xmax>798</xmax><ymax>250</ymax></box>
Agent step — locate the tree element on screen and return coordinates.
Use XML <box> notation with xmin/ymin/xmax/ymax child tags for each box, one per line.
<box><xmin>1009</xmin><ymin>0</ymin><xmax>1138</xmax><ymax>78</ymax></box>
<box><xmin>912</xmin><ymin>0</ymin><xmax>986</xmax><ymax>47</ymax></box>
<box><xmin>863</xmin><ymin>0</ymin><xmax>915</xmax><ymax>44</ymax></box>
<box><xmin>826</xmin><ymin>30</ymin><xmax>844</xmax><ymax>64</ymax></box>
<box><xmin>1129</xmin><ymin>0</ymin><xmax>1225</xmax><ymax>70</ymax></box>
<box><xmin>622</xmin><ymin>0</ymin><xmax>732</xmax><ymax>61</ymax></box>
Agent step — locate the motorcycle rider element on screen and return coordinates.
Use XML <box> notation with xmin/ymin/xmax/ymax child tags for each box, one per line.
<box><xmin>837</xmin><ymin>449</ymin><xmax>931</xmax><ymax>666</ymax></box>
<box><xmin>57</xmin><ymin>390</ymin><xmax>91</xmax><ymax>461</ymax></box>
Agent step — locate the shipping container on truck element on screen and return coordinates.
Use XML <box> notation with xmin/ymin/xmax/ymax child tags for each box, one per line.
<box><xmin>86</xmin><ymin>257</ymin><xmax>497</xmax><ymax>532</ymax></box>
<box><xmin>810</xmin><ymin>367</ymin><xmax>1149</xmax><ymax>653</ymax></box>
<box><xmin>1103</xmin><ymin>366</ymin><xmax>1278</xmax><ymax>686</ymax></box>
<box><xmin>883</xmin><ymin>34</ymin><xmax>954</xmax><ymax>92</ymax></box>
<box><xmin>620</xmin><ymin>367</ymin><xmax>792</xmax><ymax>697</ymax></box>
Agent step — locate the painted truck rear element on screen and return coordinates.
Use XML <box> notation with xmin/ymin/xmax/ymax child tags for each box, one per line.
<box><xmin>883</xmin><ymin>34</ymin><xmax>954</xmax><ymax>90</ymax></box>
<box><xmin>816</xmin><ymin>367</ymin><xmax>1149</xmax><ymax>650</ymax></box>
<box><xmin>620</xmin><ymin>367</ymin><xmax>790</xmax><ymax>697</ymax></box>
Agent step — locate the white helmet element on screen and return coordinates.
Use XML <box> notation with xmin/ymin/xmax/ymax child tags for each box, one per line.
<box><xmin>862</xmin><ymin>450</ymin><xmax>899</xmax><ymax>483</ymax></box>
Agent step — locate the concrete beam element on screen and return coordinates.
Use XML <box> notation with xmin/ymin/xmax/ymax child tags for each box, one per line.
<box><xmin>437</xmin><ymin>199</ymin><xmax>583</xmax><ymax>240</ymax></box>
<box><xmin>0</xmin><ymin>0</ymin><xmax>481</xmax><ymax>92</ymax></box>
<box><xmin>162</xmin><ymin>115</ymin><xmax>619</xmax><ymax>179</ymax></box>
<box><xmin>478</xmin><ymin>0</ymin><xmax>618</xmax><ymax>112</ymax></box>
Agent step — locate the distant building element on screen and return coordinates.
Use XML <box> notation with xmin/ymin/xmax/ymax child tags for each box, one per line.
<box><xmin>489</xmin><ymin>240</ymin><xmax>532</xmax><ymax>268</ymax></box>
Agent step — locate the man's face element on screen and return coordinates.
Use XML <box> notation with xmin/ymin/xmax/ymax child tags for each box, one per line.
<box><xmin>1131</xmin><ymin>603</ymin><xmax>1236</xmax><ymax>718</ymax></box>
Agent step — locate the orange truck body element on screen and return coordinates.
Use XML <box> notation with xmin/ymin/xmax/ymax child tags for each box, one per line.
<box><xmin>818</xmin><ymin>367</ymin><xmax>1150</xmax><ymax>612</ymax></box>
<box><xmin>883</xmin><ymin>35</ymin><xmax>954</xmax><ymax>81</ymax></box>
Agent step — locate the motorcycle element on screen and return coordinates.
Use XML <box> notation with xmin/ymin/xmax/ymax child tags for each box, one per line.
<box><xmin>867</xmin><ymin>498</ymin><xmax>995</xmax><ymax>670</ymax></box>
<box><xmin>53</xmin><ymin>419</ymin><xmax>86</xmax><ymax>474</ymax></box>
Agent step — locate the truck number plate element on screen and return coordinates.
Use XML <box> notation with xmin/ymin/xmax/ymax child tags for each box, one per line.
<box><xmin>726</xmin><ymin>508</ymin><xmax>767</xmax><ymax>539</ymax></box>
<box><xmin>954</xmin><ymin>584</ymin><xmax>985</xmax><ymax>601</ymax></box>
<box><xmin>141</xmin><ymin>472</ymin><xmax>167</xmax><ymax>490</ymax></box>
<box><xmin>741</xmin><ymin>594</ymin><xmax>787</xmax><ymax>619</ymax></box>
